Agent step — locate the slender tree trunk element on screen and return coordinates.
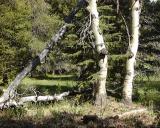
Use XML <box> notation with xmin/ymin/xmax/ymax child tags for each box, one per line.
<box><xmin>122</xmin><ymin>0</ymin><xmax>141</xmax><ymax>105</ymax></box>
<box><xmin>87</xmin><ymin>0</ymin><xmax>108</xmax><ymax>107</ymax></box>
<box><xmin>0</xmin><ymin>0</ymin><xmax>87</xmax><ymax>104</ymax></box>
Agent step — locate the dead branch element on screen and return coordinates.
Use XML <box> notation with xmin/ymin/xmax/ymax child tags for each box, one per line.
<box><xmin>112</xmin><ymin>0</ymin><xmax>131</xmax><ymax>50</ymax></box>
<box><xmin>0</xmin><ymin>88</ymin><xmax>92</xmax><ymax>109</ymax></box>
<box><xmin>118</xmin><ymin>108</ymin><xmax>148</xmax><ymax>119</ymax></box>
<box><xmin>119</xmin><ymin>11</ymin><xmax>131</xmax><ymax>50</ymax></box>
<box><xmin>116</xmin><ymin>0</ymin><xmax>119</xmax><ymax>14</ymax></box>
<box><xmin>0</xmin><ymin>92</ymin><xmax>69</xmax><ymax>109</ymax></box>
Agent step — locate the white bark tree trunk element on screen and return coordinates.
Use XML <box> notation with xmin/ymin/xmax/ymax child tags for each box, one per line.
<box><xmin>123</xmin><ymin>0</ymin><xmax>141</xmax><ymax>105</ymax></box>
<box><xmin>87</xmin><ymin>0</ymin><xmax>108</xmax><ymax>106</ymax></box>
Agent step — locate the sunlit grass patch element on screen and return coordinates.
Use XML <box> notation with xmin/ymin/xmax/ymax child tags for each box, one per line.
<box><xmin>21</xmin><ymin>74</ymin><xmax>77</xmax><ymax>87</ymax></box>
<box><xmin>134</xmin><ymin>74</ymin><xmax>160</xmax><ymax>109</ymax></box>
<box><xmin>19</xmin><ymin>75</ymin><xmax>77</xmax><ymax>95</ymax></box>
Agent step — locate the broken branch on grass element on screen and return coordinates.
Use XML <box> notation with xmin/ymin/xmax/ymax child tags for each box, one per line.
<box><xmin>0</xmin><ymin>92</ymin><xmax>70</xmax><ymax>109</ymax></box>
<box><xmin>118</xmin><ymin>108</ymin><xmax>148</xmax><ymax>119</ymax></box>
<box><xmin>0</xmin><ymin>88</ymin><xmax>92</xmax><ymax>109</ymax></box>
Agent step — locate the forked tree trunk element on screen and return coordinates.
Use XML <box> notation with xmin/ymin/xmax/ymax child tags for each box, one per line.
<box><xmin>0</xmin><ymin>0</ymin><xmax>87</xmax><ymax>104</ymax></box>
<box><xmin>87</xmin><ymin>0</ymin><xmax>108</xmax><ymax>107</ymax></box>
<box><xmin>122</xmin><ymin>0</ymin><xmax>141</xmax><ymax>105</ymax></box>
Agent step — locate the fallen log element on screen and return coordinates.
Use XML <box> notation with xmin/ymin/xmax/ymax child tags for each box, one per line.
<box><xmin>118</xmin><ymin>108</ymin><xmax>148</xmax><ymax>119</ymax></box>
<box><xmin>0</xmin><ymin>92</ymin><xmax>70</xmax><ymax>109</ymax></box>
<box><xmin>0</xmin><ymin>88</ymin><xmax>92</xmax><ymax>109</ymax></box>
<box><xmin>0</xmin><ymin>0</ymin><xmax>87</xmax><ymax>104</ymax></box>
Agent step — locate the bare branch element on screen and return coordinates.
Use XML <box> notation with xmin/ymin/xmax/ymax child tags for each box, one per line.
<box><xmin>119</xmin><ymin>11</ymin><xmax>131</xmax><ymax>50</ymax></box>
<box><xmin>116</xmin><ymin>0</ymin><xmax>119</xmax><ymax>14</ymax></box>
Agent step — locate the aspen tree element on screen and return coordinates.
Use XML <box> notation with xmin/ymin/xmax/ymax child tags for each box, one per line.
<box><xmin>87</xmin><ymin>0</ymin><xmax>108</xmax><ymax>106</ymax></box>
<box><xmin>123</xmin><ymin>0</ymin><xmax>141</xmax><ymax>105</ymax></box>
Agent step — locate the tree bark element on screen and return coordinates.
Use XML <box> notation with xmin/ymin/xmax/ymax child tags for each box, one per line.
<box><xmin>87</xmin><ymin>0</ymin><xmax>108</xmax><ymax>107</ymax></box>
<box><xmin>0</xmin><ymin>0</ymin><xmax>87</xmax><ymax>104</ymax></box>
<box><xmin>122</xmin><ymin>0</ymin><xmax>141</xmax><ymax>105</ymax></box>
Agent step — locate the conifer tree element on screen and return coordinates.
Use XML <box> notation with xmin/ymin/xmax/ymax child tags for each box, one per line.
<box><xmin>0</xmin><ymin>0</ymin><xmax>32</xmax><ymax>85</ymax></box>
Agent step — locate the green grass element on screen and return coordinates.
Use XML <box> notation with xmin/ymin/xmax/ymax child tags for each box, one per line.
<box><xmin>21</xmin><ymin>74</ymin><xmax>77</xmax><ymax>87</ymax></box>
<box><xmin>134</xmin><ymin>75</ymin><xmax>160</xmax><ymax>109</ymax></box>
<box><xmin>19</xmin><ymin>74</ymin><xmax>160</xmax><ymax>109</ymax></box>
<box><xmin>19</xmin><ymin>74</ymin><xmax>77</xmax><ymax>94</ymax></box>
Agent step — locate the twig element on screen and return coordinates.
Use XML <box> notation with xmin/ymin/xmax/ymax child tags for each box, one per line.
<box><xmin>119</xmin><ymin>11</ymin><xmax>131</xmax><ymax>50</ymax></box>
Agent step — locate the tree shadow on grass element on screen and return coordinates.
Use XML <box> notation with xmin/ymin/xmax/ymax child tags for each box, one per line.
<box><xmin>35</xmin><ymin>84</ymin><xmax>75</xmax><ymax>95</ymax></box>
<box><xmin>0</xmin><ymin>112</ymin><xmax>159</xmax><ymax>128</ymax></box>
<box><xmin>0</xmin><ymin>118</ymin><xmax>35</xmax><ymax>128</ymax></box>
<box><xmin>34</xmin><ymin>75</ymin><xmax>77</xmax><ymax>81</ymax></box>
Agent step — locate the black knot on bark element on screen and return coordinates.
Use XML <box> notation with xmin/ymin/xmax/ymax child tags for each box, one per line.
<box><xmin>136</xmin><ymin>7</ymin><xmax>139</xmax><ymax>11</ymax></box>
<box><xmin>92</xmin><ymin>14</ymin><xmax>97</xmax><ymax>19</ymax></box>
<box><xmin>129</xmin><ymin>52</ymin><xmax>134</xmax><ymax>58</ymax></box>
<box><xmin>99</xmin><ymin>48</ymin><xmax>108</xmax><ymax>59</ymax></box>
<box><xmin>99</xmin><ymin>48</ymin><xmax>108</xmax><ymax>56</ymax></box>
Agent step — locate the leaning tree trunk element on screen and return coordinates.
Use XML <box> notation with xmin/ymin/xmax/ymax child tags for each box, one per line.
<box><xmin>87</xmin><ymin>0</ymin><xmax>108</xmax><ymax>107</ymax></box>
<box><xmin>122</xmin><ymin>0</ymin><xmax>141</xmax><ymax>105</ymax></box>
<box><xmin>0</xmin><ymin>0</ymin><xmax>87</xmax><ymax>104</ymax></box>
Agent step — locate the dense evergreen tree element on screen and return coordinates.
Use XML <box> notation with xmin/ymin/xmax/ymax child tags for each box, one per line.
<box><xmin>0</xmin><ymin>0</ymin><xmax>32</xmax><ymax>86</ymax></box>
<box><xmin>0</xmin><ymin>0</ymin><xmax>62</xmax><ymax>85</ymax></box>
<box><xmin>138</xmin><ymin>0</ymin><xmax>160</xmax><ymax>76</ymax></box>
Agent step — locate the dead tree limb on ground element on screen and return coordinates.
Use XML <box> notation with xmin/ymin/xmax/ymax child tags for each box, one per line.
<box><xmin>118</xmin><ymin>108</ymin><xmax>147</xmax><ymax>119</ymax></box>
<box><xmin>0</xmin><ymin>88</ymin><xmax>92</xmax><ymax>109</ymax></box>
<box><xmin>0</xmin><ymin>92</ymin><xmax>70</xmax><ymax>109</ymax></box>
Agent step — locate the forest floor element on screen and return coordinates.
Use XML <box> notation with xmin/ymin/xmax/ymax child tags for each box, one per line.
<box><xmin>0</xmin><ymin>75</ymin><xmax>159</xmax><ymax>128</ymax></box>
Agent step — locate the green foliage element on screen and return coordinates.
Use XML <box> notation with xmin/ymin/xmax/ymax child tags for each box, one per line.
<box><xmin>4</xmin><ymin>107</ymin><xmax>27</xmax><ymax>120</ymax></box>
<box><xmin>0</xmin><ymin>0</ymin><xmax>32</xmax><ymax>84</ymax></box>
<box><xmin>137</xmin><ymin>0</ymin><xmax>160</xmax><ymax>76</ymax></box>
<box><xmin>98</xmin><ymin>2</ymin><xmax>126</xmax><ymax>89</ymax></box>
<box><xmin>134</xmin><ymin>78</ymin><xmax>160</xmax><ymax>107</ymax></box>
<box><xmin>0</xmin><ymin>0</ymin><xmax>63</xmax><ymax>83</ymax></box>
